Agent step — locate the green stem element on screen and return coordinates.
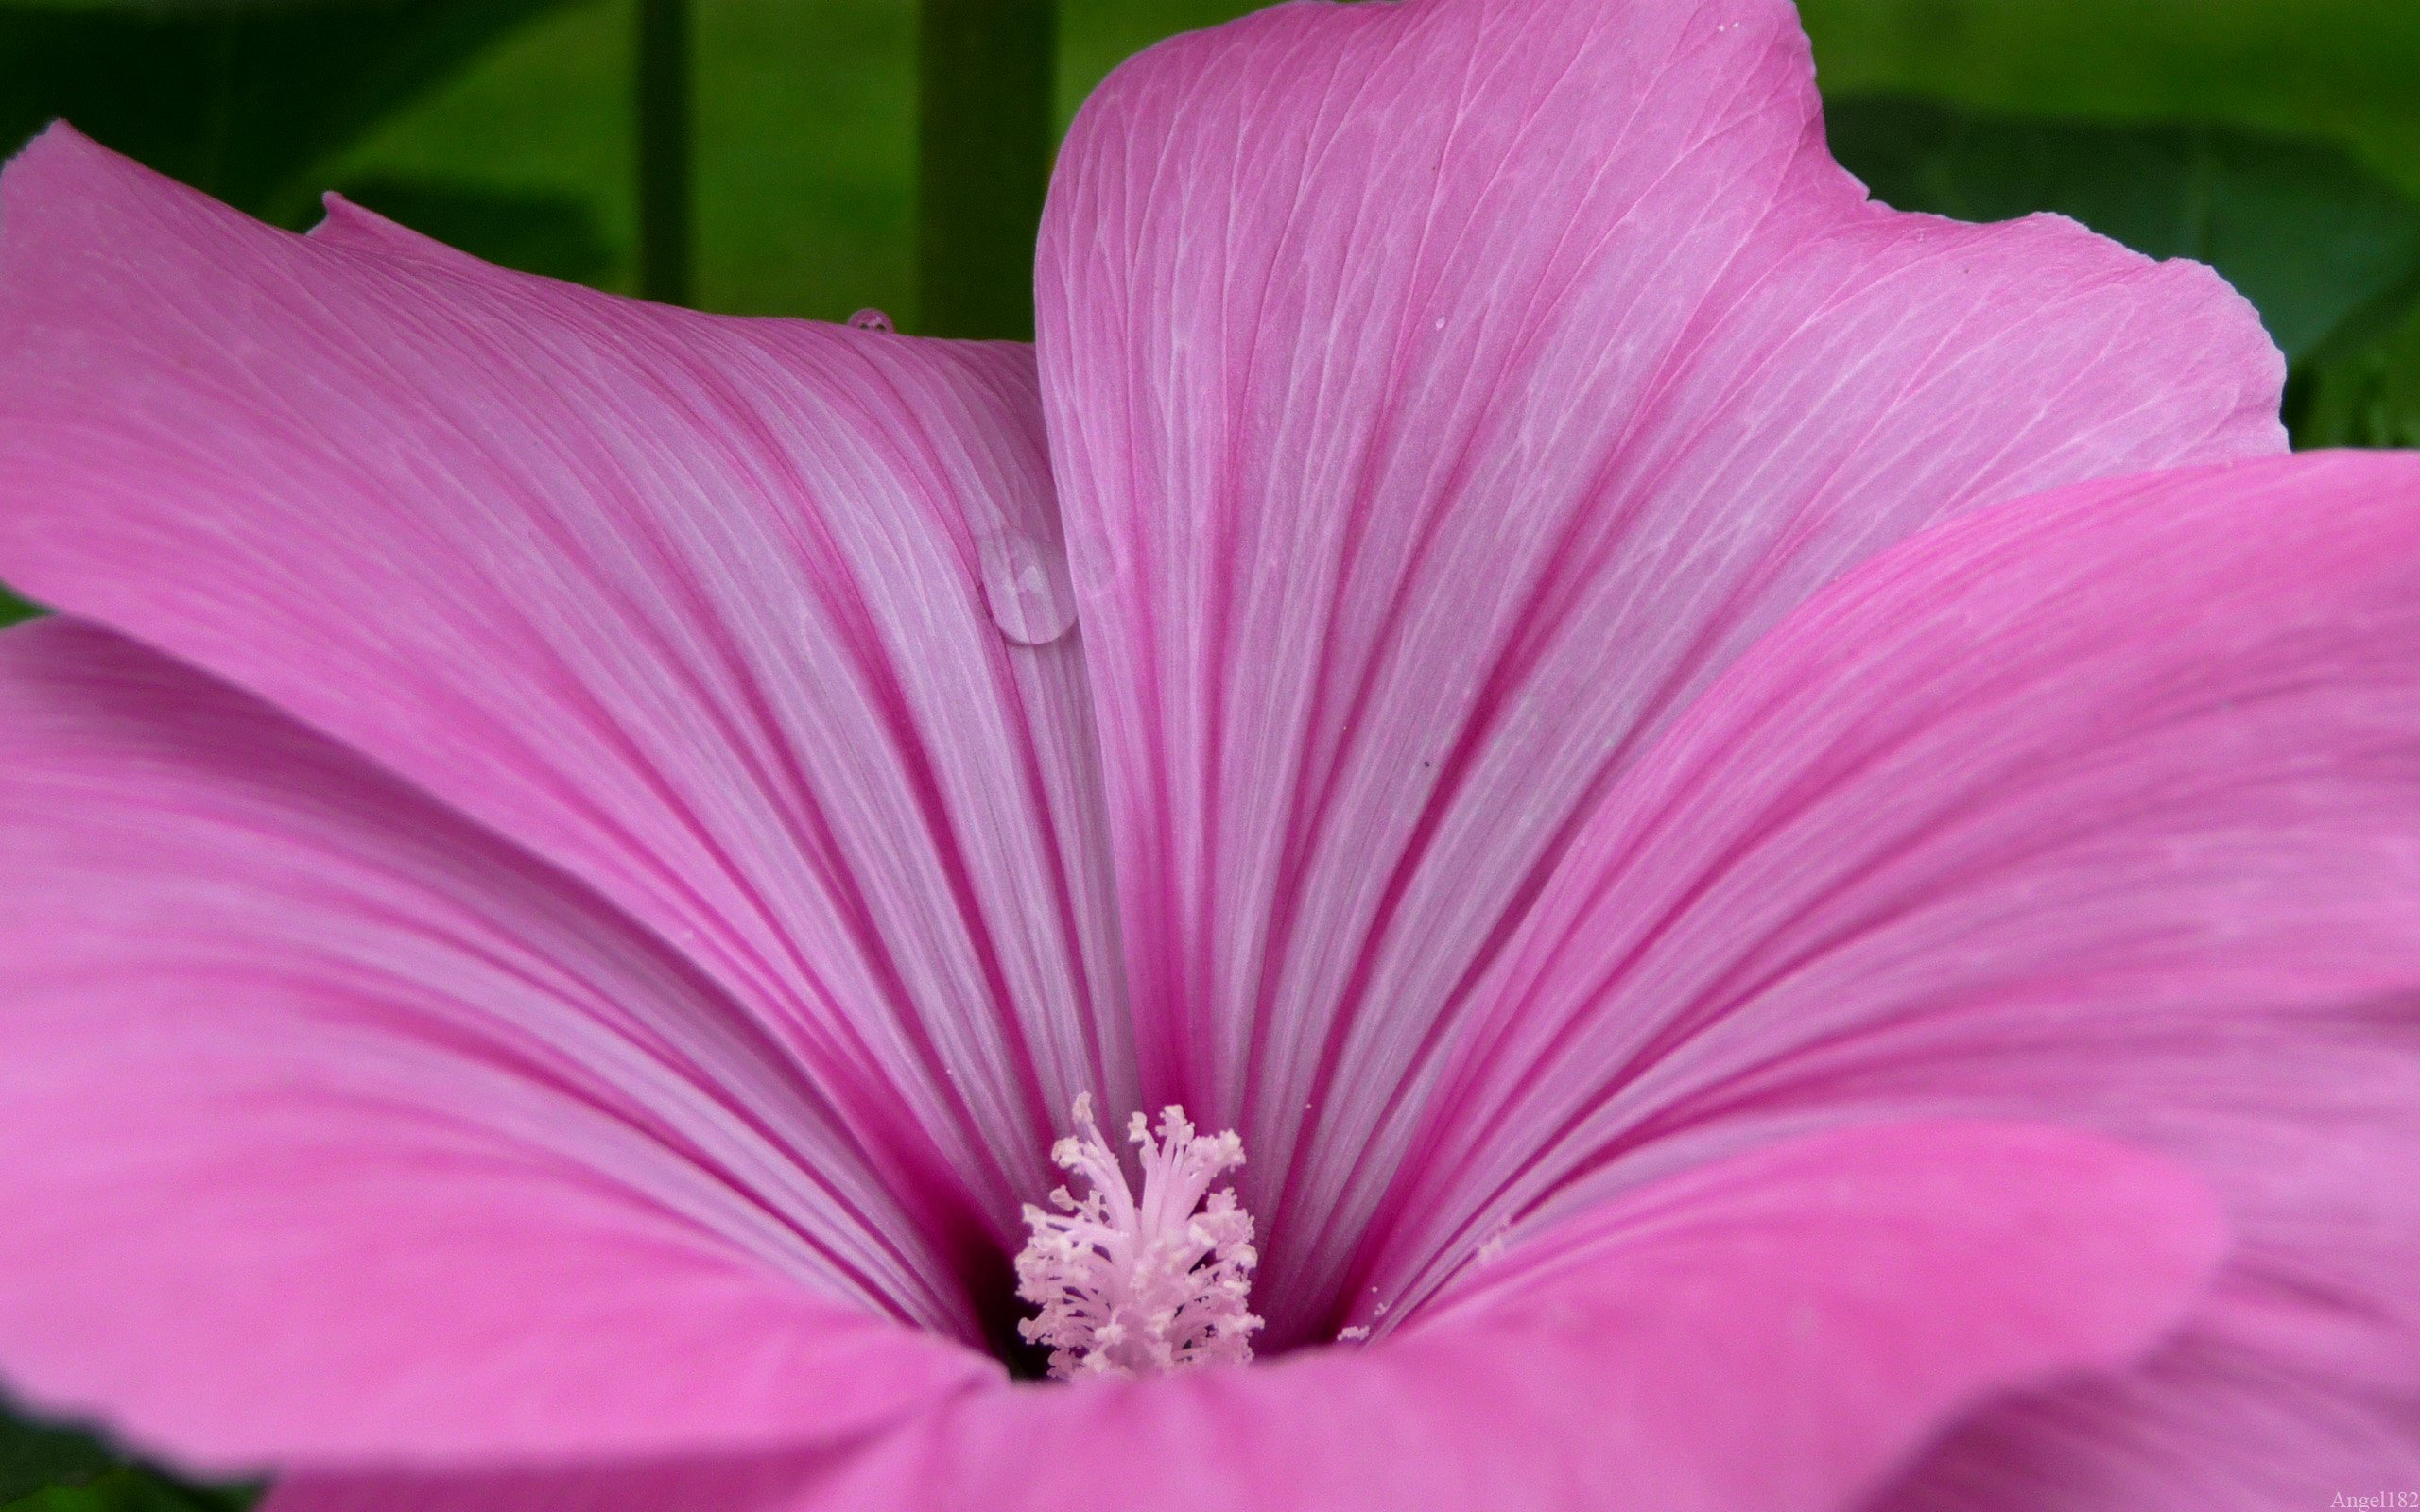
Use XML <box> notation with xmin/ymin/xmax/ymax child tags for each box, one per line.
<box><xmin>635</xmin><ymin>0</ymin><xmax>693</xmax><ymax>305</ymax></box>
<box><xmin>917</xmin><ymin>0</ymin><xmax>1056</xmax><ymax>338</ymax></box>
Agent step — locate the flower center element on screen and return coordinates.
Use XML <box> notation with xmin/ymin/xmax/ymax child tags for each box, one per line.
<box><xmin>1013</xmin><ymin>1094</ymin><xmax>1263</xmax><ymax>1380</ymax></box>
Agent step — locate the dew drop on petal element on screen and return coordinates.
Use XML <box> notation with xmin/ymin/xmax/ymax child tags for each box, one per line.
<box><xmin>1476</xmin><ymin>1224</ymin><xmax>1511</xmax><ymax>1267</ymax></box>
<box><xmin>1014</xmin><ymin>1094</ymin><xmax>1263</xmax><ymax>1380</ymax></box>
<box><xmin>848</xmin><ymin>307</ymin><xmax>894</xmax><ymax>332</ymax></box>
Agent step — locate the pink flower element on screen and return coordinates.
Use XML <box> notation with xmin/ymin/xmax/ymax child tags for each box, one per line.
<box><xmin>0</xmin><ymin>0</ymin><xmax>2411</xmax><ymax>1506</ymax></box>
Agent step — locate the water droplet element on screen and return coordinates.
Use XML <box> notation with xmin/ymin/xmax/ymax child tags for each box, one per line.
<box><xmin>848</xmin><ymin>308</ymin><xmax>894</xmax><ymax>333</ymax></box>
<box><xmin>977</xmin><ymin>526</ymin><xmax>1078</xmax><ymax>645</ymax></box>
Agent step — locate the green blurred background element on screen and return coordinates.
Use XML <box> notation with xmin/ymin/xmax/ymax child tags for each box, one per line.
<box><xmin>2</xmin><ymin>0</ymin><xmax>2420</xmax><ymax>422</ymax></box>
<box><xmin>3</xmin><ymin>0</ymin><xmax>2419</xmax><ymax>1502</ymax></box>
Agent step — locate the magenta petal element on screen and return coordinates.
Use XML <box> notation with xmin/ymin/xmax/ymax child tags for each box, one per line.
<box><xmin>0</xmin><ymin>621</ymin><xmax>994</xmax><ymax>1470</ymax></box>
<box><xmin>1876</xmin><ymin>1346</ymin><xmax>2420</xmax><ymax>1511</ymax></box>
<box><xmin>255</xmin><ymin>1123</ymin><xmax>2221</xmax><ymax>1512</ymax></box>
<box><xmin>653</xmin><ymin>1121</ymin><xmax>2214</xmax><ymax>1512</ymax></box>
<box><xmin>1034</xmin><ymin>0</ymin><xmax>2285</xmax><ymax>1336</ymax></box>
<box><xmin>0</xmin><ymin>128</ymin><xmax>1125</xmax><ymax>1231</ymax></box>
<box><xmin>1378</xmin><ymin>452</ymin><xmax>2420</xmax><ymax>1498</ymax></box>
<box><xmin>260</xmin><ymin>1458</ymin><xmax>833</xmax><ymax>1512</ymax></box>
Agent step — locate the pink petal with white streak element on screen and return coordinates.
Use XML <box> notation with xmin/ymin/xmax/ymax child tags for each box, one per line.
<box><xmin>1035</xmin><ymin>0</ymin><xmax>2286</xmax><ymax>1342</ymax></box>
<box><xmin>1377</xmin><ymin>452</ymin><xmax>2420</xmax><ymax>1502</ymax></box>
<box><xmin>0</xmin><ymin>621</ymin><xmax>994</xmax><ymax>1470</ymax></box>
<box><xmin>0</xmin><ymin>128</ymin><xmax>1123</xmax><ymax>1241</ymax></box>
<box><xmin>264</xmin><ymin>1121</ymin><xmax>2223</xmax><ymax>1512</ymax></box>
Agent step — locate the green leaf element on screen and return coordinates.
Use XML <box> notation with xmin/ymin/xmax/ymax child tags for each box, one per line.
<box><xmin>0</xmin><ymin>587</ymin><xmax>37</xmax><ymax>628</ymax></box>
<box><xmin>1824</xmin><ymin>95</ymin><xmax>2420</xmax><ymax>364</ymax></box>
<box><xmin>2298</xmin><ymin>295</ymin><xmax>2420</xmax><ymax>449</ymax></box>
<box><xmin>3</xmin><ymin>1467</ymin><xmax>256</xmax><ymax>1512</ymax></box>
<box><xmin>331</xmin><ymin>176</ymin><xmax>613</xmax><ymax>284</ymax></box>
<box><xmin>917</xmin><ymin>0</ymin><xmax>1055</xmax><ymax>337</ymax></box>
<box><xmin>0</xmin><ymin>1408</ymin><xmax>114</xmax><ymax>1503</ymax></box>
<box><xmin>335</xmin><ymin>0</ymin><xmax>917</xmax><ymax>318</ymax></box>
<box><xmin>634</xmin><ymin>0</ymin><xmax>694</xmax><ymax>304</ymax></box>
<box><xmin>1056</xmin><ymin>0</ymin><xmax>1263</xmax><ymax>128</ymax></box>
<box><xmin>0</xmin><ymin>0</ymin><xmax>578</xmax><ymax>223</ymax></box>
<box><xmin>1799</xmin><ymin>0</ymin><xmax>2420</xmax><ymax>201</ymax></box>
<box><xmin>1</xmin><ymin>1404</ymin><xmax>255</xmax><ymax>1512</ymax></box>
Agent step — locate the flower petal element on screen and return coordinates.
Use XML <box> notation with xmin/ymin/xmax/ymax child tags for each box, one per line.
<box><xmin>0</xmin><ymin>620</ymin><xmax>994</xmax><ymax>1471</ymax></box>
<box><xmin>1372</xmin><ymin>452</ymin><xmax>2420</xmax><ymax>1497</ymax></box>
<box><xmin>687</xmin><ymin>1122</ymin><xmax>2216</xmax><ymax>1509</ymax></box>
<box><xmin>268</xmin><ymin>1121</ymin><xmax>2220</xmax><ymax>1512</ymax></box>
<box><xmin>0</xmin><ymin>128</ymin><xmax>1125</xmax><ymax>1235</ymax></box>
<box><xmin>260</xmin><ymin>1459</ymin><xmax>826</xmax><ymax>1512</ymax></box>
<box><xmin>1034</xmin><ymin>0</ymin><xmax>2285</xmax><ymax>1335</ymax></box>
<box><xmin>1874</xmin><ymin>1345</ymin><xmax>2420</xmax><ymax>1511</ymax></box>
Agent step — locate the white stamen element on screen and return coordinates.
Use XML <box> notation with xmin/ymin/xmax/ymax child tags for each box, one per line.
<box><xmin>1014</xmin><ymin>1094</ymin><xmax>1263</xmax><ymax>1380</ymax></box>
